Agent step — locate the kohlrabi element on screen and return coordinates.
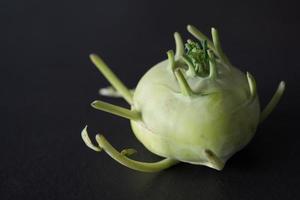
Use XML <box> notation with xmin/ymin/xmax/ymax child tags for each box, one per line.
<box><xmin>81</xmin><ymin>25</ymin><xmax>285</xmax><ymax>172</ymax></box>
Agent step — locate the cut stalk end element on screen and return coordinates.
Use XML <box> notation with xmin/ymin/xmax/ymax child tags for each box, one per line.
<box><xmin>81</xmin><ymin>126</ymin><xmax>102</xmax><ymax>152</ymax></box>
<box><xmin>121</xmin><ymin>148</ymin><xmax>137</xmax><ymax>156</ymax></box>
<box><xmin>246</xmin><ymin>72</ymin><xmax>257</xmax><ymax>101</ymax></box>
<box><xmin>204</xmin><ymin>149</ymin><xmax>224</xmax><ymax>171</ymax></box>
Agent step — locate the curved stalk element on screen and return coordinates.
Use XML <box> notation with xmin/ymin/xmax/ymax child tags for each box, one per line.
<box><xmin>95</xmin><ymin>134</ymin><xmax>179</xmax><ymax>172</ymax></box>
<box><xmin>91</xmin><ymin>100</ymin><xmax>141</xmax><ymax>121</ymax></box>
<box><xmin>90</xmin><ymin>54</ymin><xmax>133</xmax><ymax>105</ymax></box>
<box><xmin>260</xmin><ymin>81</ymin><xmax>285</xmax><ymax>123</ymax></box>
<box><xmin>82</xmin><ymin>126</ymin><xmax>178</xmax><ymax>172</ymax></box>
<box><xmin>81</xmin><ymin>126</ymin><xmax>102</xmax><ymax>152</ymax></box>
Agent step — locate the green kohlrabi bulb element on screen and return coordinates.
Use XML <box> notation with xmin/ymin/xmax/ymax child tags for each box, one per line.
<box><xmin>81</xmin><ymin>25</ymin><xmax>286</xmax><ymax>172</ymax></box>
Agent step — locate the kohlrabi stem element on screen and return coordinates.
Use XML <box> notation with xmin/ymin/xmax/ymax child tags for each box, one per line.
<box><xmin>81</xmin><ymin>127</ymin><xmax>179</xmax><ymax>172</ymax></box>
<box><xmin>204</xmin><ymin>149</ymin><xmax>224</xmax><ymax>171</ymax></box>
<box><xmin>174</xmin><ymin>68</ymin><xmax>194</xmax><ymax>96</ymax></box>
<box><xmin>91</xmin><ymin>100</ymin><xmax>141</xmax><ymax>120</ymax></box>
<box><xmin>260</xmin><ymin>81</ymin><xmax>285</xmax><ymax>123</ymax></box>
<box><xmin>211</xmin><ymin>28</ymin><xmax>231</xmax><ymax>66</ymax></box>
<box><xmin>208</xmin><ymin>50</ymin><xmax>217</xmax><ymax>79</ymax></box>
<box><xmin>174</xmin><ymin>32</ymin><xmax>184</xmax><ymax>59</ymax></box>
<box><xmin>246</xmin><ymin>72</ymin><xmax>257</xmax><ymax>102</ymax></box>
<box><xmin>90</xmin><ymin>54</ymin><xmax>133</xmax><ymax>105</ymax></box>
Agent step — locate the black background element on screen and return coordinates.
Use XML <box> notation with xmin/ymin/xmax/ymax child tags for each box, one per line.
<box><xmin>1</xmin><ymin>0</ymin><xmax>299</xmax><ymax>199</ymax></box>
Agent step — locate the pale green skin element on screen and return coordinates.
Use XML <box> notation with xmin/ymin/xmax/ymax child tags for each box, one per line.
<box><xmin>131</xmin><ymin>60</ymin><xmax>260</xmax><ymax>168</ymax></box>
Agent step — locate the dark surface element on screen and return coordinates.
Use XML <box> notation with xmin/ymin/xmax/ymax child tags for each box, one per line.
<box><xmin>1</xmin><ymin>0</ymin><xmax>299</xmax><ymax>199</ymax></box>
